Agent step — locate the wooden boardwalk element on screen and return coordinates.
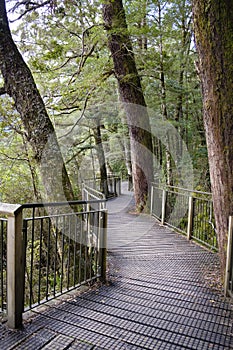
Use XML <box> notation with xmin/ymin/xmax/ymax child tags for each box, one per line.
<box><xmin>0</xmin><ymin>183</ymin><xmax>232</xmax><ymax>349</ymax></box>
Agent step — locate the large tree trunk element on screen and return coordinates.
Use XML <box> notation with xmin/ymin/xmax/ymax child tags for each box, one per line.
<box><xmin>0</xmin><ymin>0</ymin><xmax>74</xmax><ymax>202</ymax></box>
<box><xmin>103</xmin><ymin>0</ymin><xmax>153</xmax><ymax>211</ymax></box>
<box><xmin>193</xmin><ymin>0</ymin><xmax>233</xmax><ymax>276</ymax></box>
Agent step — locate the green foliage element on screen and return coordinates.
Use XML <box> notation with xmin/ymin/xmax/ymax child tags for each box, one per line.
<box><xmin>1</xmin><ymin>0</ymin><xmax>209</xmax><ymax>203</ymax></box>
<box><xmin>0</xmin><ymin>105</ymin><xmax>38</xmax><ymax>203</ymax></box>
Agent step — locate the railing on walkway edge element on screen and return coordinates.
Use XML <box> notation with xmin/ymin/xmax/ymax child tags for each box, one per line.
<box><xmin>82</xmin><ymin>183</ymin><xmax>106</xmax><ymax>209</ymax></box>
<box><xmin>83</xmin><ymin>175</ymin><xmax>121</xmax><ymax>198</ymax></box>
<box><xmin>151</xmin><ymin>183</ymin><xmax>233</xmax><ymax>299</ymax></box>
<box><xmin>150</xmin><ymin>183</ymin><xmax>217</xmax><ymax>250</ymax></box>
<box><xmin>0</xmin><ymin>199</ymin><xmax>107</xmax><ymax>329</ymax></box>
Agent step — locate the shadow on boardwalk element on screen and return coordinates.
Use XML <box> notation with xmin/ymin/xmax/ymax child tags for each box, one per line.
<box><xmin>0</xmin><ymin>183</ymin><xmax>232</xmax><ymax>349</ymax></box>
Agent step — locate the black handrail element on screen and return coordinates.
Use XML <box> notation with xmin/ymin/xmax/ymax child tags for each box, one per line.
<box><xmin>21</xmin><ymin>199</ymin><xmax>106</xmax><ymax>209</ymax></box>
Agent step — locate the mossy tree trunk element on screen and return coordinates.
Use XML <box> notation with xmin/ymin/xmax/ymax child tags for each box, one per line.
<box><xmin>193</xmin><ymin>0</ymin><xmax>233</xmax><ymax>276</ymax></box>
<box><xmin>0</xmin><ymin>0</ymin><xmax>74</xmax><ymax>202</ymax></box>
<box><xmin>103</xmin><ymin>0</ymin><xmax>153</xmax><ymax>211</ymax></box>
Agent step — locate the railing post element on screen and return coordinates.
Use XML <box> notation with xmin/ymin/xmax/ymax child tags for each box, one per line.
<box><xmin>100</xmin><ymin>209</ymin><xmax>108</xmax><ymax>282</ymax></box>
<box><xmin>128</xmin><ymin>174</ymin><xmax>133</xmax><ymax>191</ymax></box>
<box><xmin>187</xmin><ymin>196</ymin><xmax>194</xmax><ymax>240</ymax></box>
<box><xmin>113</xmin><ymin>177</ymin><xmax>117</xmax><ymax>196</ymax></box>
<box><xmin>1</xmin><ymin>204</ymin><xmax>24</xmax><ymax>329</ymax></box>
<box><xmin>225</xmin><ymin>216</ymin><xmax>233</xmax><ymax>297</ymax></box>
<box><xmin>161</xmin><ymin>190</ymin><xmax>167</xmax><ymax>225</ymax></box>
<box><xmin>150</xmin><ymin>184</ymin><xmax>154</xmax><ymax>216</ymax></box>
<box><xmin>118</xmin><ymin>176</ymin><xmax>121</xmax><ymax>195</ymax></box>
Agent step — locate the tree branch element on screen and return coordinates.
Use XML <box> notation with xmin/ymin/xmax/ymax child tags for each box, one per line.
<box><xmin>58</xmin><ymin>88</ymin><xmax>94</xmax><ymax>139</ymax></box>
<box><xmin>72</xmin><ymin>134</ymin><xmax>94</xmax><ymax>147</ymax></box>
<box><xmin>0</xmin><ymin>86</ymin><xmax>6</xmax><ymax>95</ymax></box>
<box><xmin>9</xmin><ymin>1</ymin><xmax>51</xmax><ymax>22</ymax></box>
<box><xmin>0</xmin><ymin>151</ymin><xmax>28</xmax><ymax>162</ymax></box>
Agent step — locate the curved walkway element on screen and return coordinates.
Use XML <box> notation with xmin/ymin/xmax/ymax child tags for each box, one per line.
<box><xmin>0</xmin><ymin>184</ymin><xmax>232</xmax><ymax>349</ymax></box>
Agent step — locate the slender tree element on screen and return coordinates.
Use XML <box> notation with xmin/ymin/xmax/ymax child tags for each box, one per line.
<box><xmin>93</xmin><ymin>116</ymin><xmax>109</xmax><ymax>197</ymax></box>
<box><xmin>192</xmin><ymin>0</ymin><xmax>233</xmax><ymax>276</ymax></box>
<box><xmin>103</xmin><ymin>0</ymin><xmax>153</xmax><ymax>211</ymax></box>
<box><xmin>0</xmin><ymin>0</ymin><xmax>74</xmax><ymax>202</ymax></box>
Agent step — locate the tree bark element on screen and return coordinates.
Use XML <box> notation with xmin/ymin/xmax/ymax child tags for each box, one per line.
<box><xmin>93</xmin><ymin>117</ymin><xmax>109</xmax><ymax>198</ymax></box>
<box><xmin>0</xmin><ymin>0</ymin><xmax>74</xmax><ymax>202</ymax></box>
<box><xmin>102</xmin><ymin>0</ymin><xmax>153</xmax><ymax>211</ymax></box>
<box><xmin>192</xmin><ymin>0</ymin><xmax>233</xmax><ymax>276</ymax></box>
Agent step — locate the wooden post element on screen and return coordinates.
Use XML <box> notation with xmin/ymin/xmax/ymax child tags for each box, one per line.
<box><xmin>225</xmin><ymin>216</ymin><xmax>233</xmax><ymax>297</ymax></box>
<box><xmin>187</xmin><ymin>196</ymin><xmax>194</xmax><ymax>240</ymax></box>
<box><xmin>100</xmin><ymin>209</ymin><xmax>108</xmax><ymax>282</ymax></box>
<box><xmin>0</xmin><ymin>204</ymin><xmax>24</xmax><ymax>329</ymax></box>
<box><xmin>161</xmin><ymin>190</ymin><xmax>167</xmax><ymax>225</ymax></box>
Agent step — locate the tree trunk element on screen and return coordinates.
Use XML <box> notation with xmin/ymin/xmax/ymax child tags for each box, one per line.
<box><xmin>103</xmin><ymin>0</ymin><xmax>153</xmax><ymax>211</ymax></box>
<box><xmin>0</xmin><ymin>0</ymin><xmax>74</xmax><ymax>202</ymax></box>
<box><xmin>193</xmin><ymin>0</ymin><xmax>233</xmax><ymax>276</ymax></box>
<box><xmin>157</xmin><ymin>2</ymin><xmax>173</xmax><ymax>186</ymax></box>
<box><xmin>119</xmin><ymin>112</ymin><xmax>133</xmax><ymax>190</ymax></box>
<box><xmin>158</xmin><ymin>3</ymin><xmax>168</xmax><ymax>121</ymax></box>
<box><xmin>93</xmin><ymin>118</ymin><xmax>109</xmax><ymax>198</ymax></box>
<box><xmin>123</xmin><ymin>130</ymin><xmax>133</xmax><ymax>191</ymax></box>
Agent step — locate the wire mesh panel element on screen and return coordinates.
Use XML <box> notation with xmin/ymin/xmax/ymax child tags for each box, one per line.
<box><xmin>150</xmin><ymin>184</ymin><xmax>163</xmax><ymax>219</ymax></box>
<box><xmin>192</xmin><ymin>197</ymin><xmax>217</xmax><ymax>250</ymax></box>
<box><xmin>22</xmin><ymin>203</ymin><xmax>106</xmax><ymax>311</ymax></box>
<box><xmin>150</xmin><ymin>184</ymin><xmax>217</xmax><ymax>250</ymax></box>
<box><xmin>0</xmin><ymin>219</ymin><xmax>7</xmax><ymax>314</ymax></box>
<box><xmin>165</xmin><ymin>190</ymin><xmax>189</xmax><ymax>235</ymax></box>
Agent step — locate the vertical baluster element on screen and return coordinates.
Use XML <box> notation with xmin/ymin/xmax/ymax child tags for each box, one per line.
<box><xmin>46</xmin><ymin>218</ymin><xmax>51</xmax><ymax>300</ymax></box>
<box><xmin>29</xmin><ymin>207</ymin><xmax>35</xmax><ymax>308</ymax></box>
<box><xmin>73</xmin><ymin>215</ymin><xmax>78</xmax><ymax>287</ymax></box>
<box><xmin>38</xmin><ymin>218</ymin><xmax>43</xmax><ymax>303</ymax></box>
<box><xmin>187</xmin><ymin>196</ymin><xmax>194</xmax><ymax>240</ymax></box>
<box><xmin>100</xmin><ymin>209</ymin><xmax>108</xmax><ymax>282</ymax></box>
<box><xmin>79</xmin><ymin>214</ymin><xmax>83</xmax><ymax>285</ymax></box>
<box><xmin>53</xmin><ymin>216</ymin><xmax>58</xmax><ymax>296</ymax></box>
<box><xmin>60</xmin><ymin>216</ymin><xmax>65</xmax><ymax>293</ymax></box>
<box><xmin>161</xmin><ymin>189</ymin><xmax>167</xmax><ymax>225</ymax></box>
<box><xmin>67</xmin><ymin>215</ymin><xmax>71</xmax><ymax>290</ymax></box>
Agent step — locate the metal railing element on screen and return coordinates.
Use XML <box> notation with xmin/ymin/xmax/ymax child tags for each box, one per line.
<box><xmin>82</xmin><ymin>183</ymin><xmax>106</xmax><ymax>210</ymax></box>
<box><xmin>107</xmin><ymin>175</ymin><xmax>121</xmax><ymax>196</ymax></box>
<box><xmin>151</xmin><ymin>184</ymin><xmax>233</xmax><ymax>299</ymax></box>
<box><xmin>0</xmin><ymin>199</ymin><xmax>107</xmax><ymax>329</ymax></box>
<box><xmin>83</xmin><ymin>175</ymin><xmax>121</xmax><ymax>198</ymax></box>
<box><xmin>151</xmin><ymin>183</ymin><xmax>217</xmax><ymax>251</ymax></box>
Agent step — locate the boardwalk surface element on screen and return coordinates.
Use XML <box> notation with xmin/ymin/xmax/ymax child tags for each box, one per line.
<box><xmin>0</xmin><ymin>184</ymin><xmax>232</xmax><ymax>349</ymax></box>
